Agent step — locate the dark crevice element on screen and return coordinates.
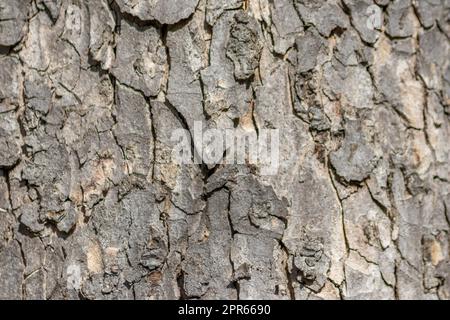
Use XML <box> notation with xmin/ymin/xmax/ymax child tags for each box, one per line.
<box><xmin>279</xmin><ymin>241</ymin><xmax>296</xmax><ymax>300</ymax></box>
<box><xmin>328</xmin><ymin>168</ymin><xmax>350</xmax><ymax>255</ymax></box>
<box><xmin>147</xmin><ymin>99</ymin><xmax>157</xmax><ymax>182</ymax></box>
<box><xmin>176</xmin><ymin>269</ymin><xmax>188</xmax><ymax>300</ymax></box>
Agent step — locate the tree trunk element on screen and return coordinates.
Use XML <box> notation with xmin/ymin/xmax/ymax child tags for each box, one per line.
<box><xmin>0</xmin><ymin>0</ymin><xmax>449</xmax><ymax>300</ymax></box>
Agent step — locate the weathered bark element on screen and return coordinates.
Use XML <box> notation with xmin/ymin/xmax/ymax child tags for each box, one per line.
<box><xmin>0</xmin><ymin>0</ymin><xmax>449</xmax><ymax>300</ymax></box>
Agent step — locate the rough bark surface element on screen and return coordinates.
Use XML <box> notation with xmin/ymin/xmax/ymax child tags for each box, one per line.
<box><xmin>0</xmin><ymin>0</ymin><xmax>449</xmax><ymax>300</ymax></box>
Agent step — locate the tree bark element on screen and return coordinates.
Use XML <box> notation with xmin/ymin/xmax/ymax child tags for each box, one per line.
<box><xmin>0</xmin><ymin>0</ymin><xmax>449</xmax><ymax>300</ymax></box>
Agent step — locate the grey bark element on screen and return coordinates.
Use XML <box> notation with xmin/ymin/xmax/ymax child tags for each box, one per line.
<box><xmin>0</xmin><ymin>0</ymin><xmax>449</xmax><ymax>300</ymax></box>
